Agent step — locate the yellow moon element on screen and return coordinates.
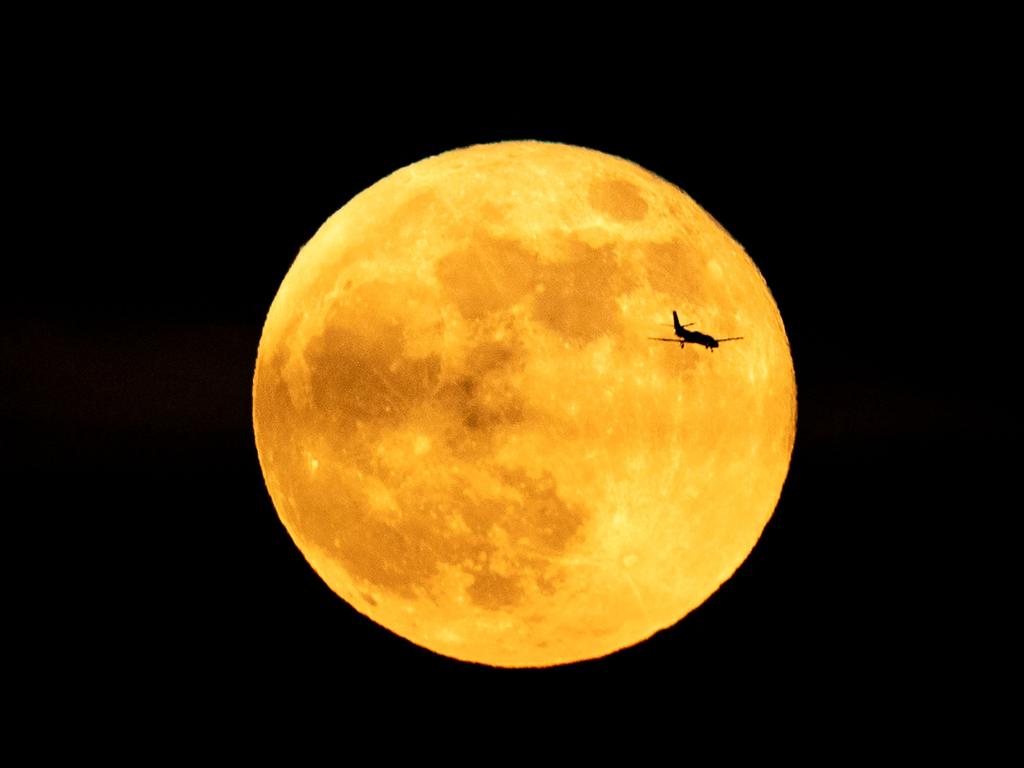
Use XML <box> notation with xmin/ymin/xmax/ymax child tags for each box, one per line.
<box><xmin>253</xmin><ymin>141</ymin><xmax>796</xmax><ymax>667</ymax></box>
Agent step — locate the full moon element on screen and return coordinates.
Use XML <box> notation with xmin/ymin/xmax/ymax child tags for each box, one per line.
<box><xmin>253</xmin><ymin>141</ymin><xmax>796</xmax><ymax>667</ymax></box>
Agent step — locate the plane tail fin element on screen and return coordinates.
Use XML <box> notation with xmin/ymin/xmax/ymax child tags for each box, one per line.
<box><xmin>673</xmin><ymin>310</ymin><xmax>684</xmax><ymax>335</ymax></box>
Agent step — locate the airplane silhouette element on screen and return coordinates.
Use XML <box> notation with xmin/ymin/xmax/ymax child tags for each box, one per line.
<box><xmin>649</xmin><ymin>310</ymin><xmax>743</xmax><ymax>351</ymax></box>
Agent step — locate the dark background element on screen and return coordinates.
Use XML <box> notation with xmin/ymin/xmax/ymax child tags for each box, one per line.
<box><xmin>3</xmin><ymin>63</ymin><xmax>1010</xmax><ymax>727</ymax></box>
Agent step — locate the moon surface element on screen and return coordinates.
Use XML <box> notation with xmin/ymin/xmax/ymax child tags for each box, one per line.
<box><xmin>253</xmin><ymin>141</ymin><xmax>796</xmax><ymax>667</ymax></box>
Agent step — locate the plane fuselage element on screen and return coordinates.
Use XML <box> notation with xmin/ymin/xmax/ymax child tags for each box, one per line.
<box><xmin>672</xmin><ymin>310</ymin><xmax>719</xmax><ymax>349</ymax></box>
<box><xmin>677</xmin><ymin>329</ymin><xmax>719</xmax><ymax>348</ymax></box>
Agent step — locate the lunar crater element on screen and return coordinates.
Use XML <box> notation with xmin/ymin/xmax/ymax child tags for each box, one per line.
<box><xmin>587</xmin><ymin>178</ymin><xmax>649</xmax><ymax>221</ymax></box>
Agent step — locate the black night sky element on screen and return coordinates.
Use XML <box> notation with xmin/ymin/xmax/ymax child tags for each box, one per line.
<box><xmin>3</xmin><ymin>59</ymin><xmax>1009</xmax><ymax>729</ymax></box>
